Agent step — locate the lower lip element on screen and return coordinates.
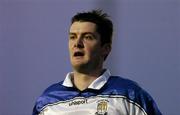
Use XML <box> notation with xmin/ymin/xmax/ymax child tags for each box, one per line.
<box><xmin>74</xmin><ymin>56</ymin><xmax>84</xmax><ymax>59</ymax></box>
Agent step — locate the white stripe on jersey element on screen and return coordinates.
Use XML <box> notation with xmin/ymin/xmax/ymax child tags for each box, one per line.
<box><xmin>39</xmin><ymin>95</ymin><xmax>147</xmax><ymax>115</ymax></box>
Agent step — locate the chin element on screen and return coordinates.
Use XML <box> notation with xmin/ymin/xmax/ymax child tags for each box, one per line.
<box><xmin>72</xmin><ymin>63</ymin><xmax>89</xmax><ymax>72</ymax></box>
<box><xmin>72</xmin><ymin>64</ymin><xmax>84</xmax><ymax>69</ymax></box>
<box><xmin>73</xmin><ymin>67</ymin><xmax>85</xmax><ymax>73</ymax></box>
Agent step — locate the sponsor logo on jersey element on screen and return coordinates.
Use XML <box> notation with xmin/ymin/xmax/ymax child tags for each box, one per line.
<box><xmin>69</xmin><ymin>99</ymin><xmax>88</xmax><ymax>106</ymax></box>
<box><xmin>95</xmin><ymin>99</ymin><xmax>109</xmax><ymax>115</ymax></box>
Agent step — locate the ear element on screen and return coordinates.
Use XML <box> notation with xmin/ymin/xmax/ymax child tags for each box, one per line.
<box><xmin>101</xmin><ymin>44</ymin><xmax>111</xmax><ymax>60</ymax></box>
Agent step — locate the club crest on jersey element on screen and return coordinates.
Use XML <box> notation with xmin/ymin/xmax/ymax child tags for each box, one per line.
<box><xmin>95</xmin><ymin>99</ymin><xmax>109</xmax><ymax>115</ymax></box>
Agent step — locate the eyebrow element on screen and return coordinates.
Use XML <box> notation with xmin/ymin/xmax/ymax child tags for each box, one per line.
<box><xmin>69</xmin><ymin>33</ymin><xmax>76</xmax><ymax>36</ymax></box>
<box><xmin>69</xmin><ymin>32</ymin><xmax>96</xmax><ymax>36</ymax></box>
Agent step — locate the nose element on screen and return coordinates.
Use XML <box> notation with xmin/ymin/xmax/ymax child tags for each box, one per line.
<box><xmin>75</xmin><ymin>36</ymin><xmax>84</xmax><ymax>48</ymax></box>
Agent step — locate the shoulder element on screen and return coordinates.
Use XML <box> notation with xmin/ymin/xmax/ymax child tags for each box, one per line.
<box><xmin>105</xmin><ymin>76</ymin><xmax>152</xmax><ymax>102</ymax></box>
<box><xmin>105</xmin><ymin>76</ymin><xmax>142</xmax><ymax>92</ymax></box>
<box><xmin>103</xmin><ymin>76</ymin><xmax>147</xmax><ymax>100</ymax></box>
<box><xmin>42</xmin><ymin>81</ymin><xmax>65</xmax><ymax>94</ymax></box>
<box><xmin>103</xmin><ymin>76</ymin><xmax>162</xmax><ymax>115</ymax></box>
<box><xmin>39</xmin><ymin>80</ymin><xmax>76</xmax><ymax>100</ymax></box>
<box><xmin>33</xmin><ymin>81</ymin><xmax>72</xmax><ymax>114</ymax></box>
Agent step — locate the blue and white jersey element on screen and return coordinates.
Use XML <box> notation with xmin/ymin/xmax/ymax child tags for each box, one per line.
<box><xmin>33</xmin><ymin>70</ymin><xmax>162</xmax><ymax>115</ymax></box>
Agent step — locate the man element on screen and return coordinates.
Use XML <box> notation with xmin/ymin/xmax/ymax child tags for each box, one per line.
<box><xmin>33</xmin><ymin>10</ymin><xmax>162</xmax><ymax>115</ymax></box>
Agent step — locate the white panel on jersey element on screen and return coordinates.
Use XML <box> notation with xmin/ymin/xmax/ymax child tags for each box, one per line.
<box><xmin>39</xmin><ymin>95</ymin><xmax>147</xmax><ymax>115</ymax></box>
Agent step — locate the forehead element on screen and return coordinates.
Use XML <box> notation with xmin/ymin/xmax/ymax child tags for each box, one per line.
<box><xmin>70</xmin><ymin>22</ymin><xmax>97</xmax><ymax>33</ymax></box>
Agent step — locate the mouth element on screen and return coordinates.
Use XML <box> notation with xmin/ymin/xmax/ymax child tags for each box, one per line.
<box><xmin>73</xmin><ymin>51</ymin><xmax>84</xmax><ymax>57</ymax></box>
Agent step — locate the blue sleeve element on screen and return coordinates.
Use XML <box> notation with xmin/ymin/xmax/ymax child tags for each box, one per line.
<box><xmin>136</xmin><ymin>88</ymin><xmax>162</xmax><ymax>115</ymax></box>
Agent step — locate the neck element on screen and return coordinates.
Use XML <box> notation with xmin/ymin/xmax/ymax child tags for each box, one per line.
<box><xmin>73</xmin><ymin>69</ymin><xmax>104</xmax><ymax>91</ymax></box>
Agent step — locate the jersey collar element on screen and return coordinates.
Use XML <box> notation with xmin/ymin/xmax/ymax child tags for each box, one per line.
<box><xmin>62</xmin><ymin>69</ymin><xmax>111</xmax><ymax>90</ymax></box>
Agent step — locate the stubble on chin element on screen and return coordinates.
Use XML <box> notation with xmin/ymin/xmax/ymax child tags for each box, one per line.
<box><xmin>72</xmin><ymin>63</ymin><xmax>90</xmax><ymax>74</ymax></box>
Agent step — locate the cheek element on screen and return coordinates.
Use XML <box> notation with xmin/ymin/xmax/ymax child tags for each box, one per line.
<box><xmin>68</xmin><ymin>40</ymin><xmax>74</xmax><ymax>48</ymax></box>
<box><xmin>68</xmin><ymin>41</ymin><xmax>72</xmax><ymax>48</ymax></box>
<box><xmin>86</xmin><ymin>46</ymin><xmax>101</xmax><ymax>57</ymax></box>
<box><xmin>68</xmin><ymin>42</ymin><xmax>73</xmax><ymax>54</ymax></box>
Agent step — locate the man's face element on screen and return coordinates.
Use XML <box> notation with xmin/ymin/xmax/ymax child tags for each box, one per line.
<box><xmin>69</xmin><ymin>21</ymin><xmax>107</xmax><ymax>72</ymax></box>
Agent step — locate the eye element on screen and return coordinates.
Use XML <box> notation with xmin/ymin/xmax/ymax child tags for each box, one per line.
<box><xmin>84</xmin><ymin>35</ymin><xmax>94</xmax><ymax>40</ymax></box>
<box><xmin>69</xmin><ymin>35</ymin><xmax>76</xmax><ymax>40</ymax></box>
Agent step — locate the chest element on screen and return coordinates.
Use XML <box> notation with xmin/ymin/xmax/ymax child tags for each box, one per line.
<box><xmin>39</xmin><ymin>96</ymin><xmax>127</xmax><ymax>115</ymax></box>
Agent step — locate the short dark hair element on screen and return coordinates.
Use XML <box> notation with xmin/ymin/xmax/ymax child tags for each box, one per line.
<box><xmin>71</xmin><ymin>9</ymin><xmax>113</xmax><ymax>46</ymax></box>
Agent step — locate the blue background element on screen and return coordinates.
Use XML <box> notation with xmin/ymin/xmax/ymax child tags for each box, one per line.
<box><xmin>0</xmin><ymin>0</ymin><xmax>179</xmax><ymax>114</ymax></box>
